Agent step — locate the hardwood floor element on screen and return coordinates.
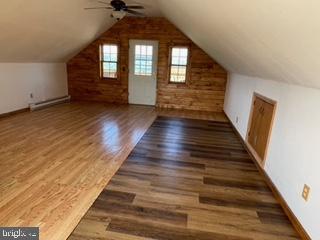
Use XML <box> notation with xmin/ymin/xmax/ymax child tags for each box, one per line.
<box><xmin>68</xmin><ymin>116</ymin><xmax>299</xmax><ymax>240</ymax></box>
<box><xmin>0</xmin><ymin>102</ymin><xmax>157</xmax><ymax>240</ymax></box>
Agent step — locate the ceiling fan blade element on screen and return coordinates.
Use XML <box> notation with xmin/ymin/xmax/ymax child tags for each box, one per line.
<box><xmin>126</xmin><ymin>9</ymin><xmax>144</xmax><ymax>16</ymax></box>
<box><xmin>97</xmin><ymin>1</ymin><xmax>111</xmax><ymax>5</ymax></box>
<box><xmin>126</xmin><ymin>5</ymin><xmax>144</xmax><ymax>9</ymax></box>
<box><xmin>126</xmin><ymin>0</ymin><xmax>145</xmax><ymax>5</ymax></box>
<box><xmin>84</xmin><ymin>7</ymin><xmax>113</xmax><ymax>10</ymax></box>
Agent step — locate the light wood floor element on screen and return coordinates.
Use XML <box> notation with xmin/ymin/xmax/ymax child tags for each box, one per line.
<box><xmin>0</xmin><ymin>102</ymin><xmax>157</xmax><ymax>240</ymax></box>
<box><xmin>68</xmin><ymin>117</ymin><xmax>299</xmax><ymax>240</ymax></box>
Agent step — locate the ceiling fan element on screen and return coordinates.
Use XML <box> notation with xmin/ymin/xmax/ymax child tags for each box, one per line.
<box><xmin>85</xmin><ymin>0</ymin><xmax>145</xmax><ymax>20</ymax></box>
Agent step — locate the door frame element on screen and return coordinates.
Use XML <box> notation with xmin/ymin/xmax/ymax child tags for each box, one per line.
<box><xmin>246</xmin><ymin>92</ymin><xmax>277</xmax><ymax>168</ymax></box>
<box><xmin>128</xmin><ymin>39</ymin><xmax>159</xmax><ymax>106</ymax></box>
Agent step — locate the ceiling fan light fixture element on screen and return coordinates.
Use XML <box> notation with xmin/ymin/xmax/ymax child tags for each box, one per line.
<box><xmin>111</xmin><ymin>10</ymin><xmax>126</xmax><ymax>20</ymax></box>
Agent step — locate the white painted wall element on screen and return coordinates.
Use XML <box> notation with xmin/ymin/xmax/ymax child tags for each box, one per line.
<box><xmin>0</xmin><ymin>63</ymin><xmax>68</xmax><ymax>114</ymax></box>
<box><xmin>158</xmin><ymin>0</ymin><xmax>320</xmax><ymax>89</ymax></box>
<box><xmin>224</xmin><ymin>73</ymin><xmax>320</xmax><ymax>239</ymax></box>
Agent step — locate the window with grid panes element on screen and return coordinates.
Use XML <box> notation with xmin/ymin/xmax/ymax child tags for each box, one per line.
<box><xmin>134</xmin><ymin>45</ymin><xmax>153</xmax><ymax>76</ymax></box>
<box><xmin>169</xmin><ymin>47</ymin><xmax>189</xmax><ymax>83</ymax></box>
<box><xmin>101</xmin><ymin>44</ymin><xmax>118</xmax><ymax>79</ymax></box>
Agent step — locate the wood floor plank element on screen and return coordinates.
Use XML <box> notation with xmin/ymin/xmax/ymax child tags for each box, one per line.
<box><xmin>92</xmin><ymin>199</ymin><xmax>188</xmax><ymax>227</ymax></box>
<box><xmin>199</xmin><ymin>195</ymin><xmax>283</xmax><ymax>212</ymax></box>
<box><xmin>203</xmin><ymin>176</ymin><xmax>271</xmax><ymax>192</ymax></box>
<box><xmin>68</xmin><ymin>116</ymin><xmax>300</xmax><ymax>240</ymax></box>
<box><xmin>98</xmin><ymin>190</ymin><xmax>136</xmax><ymax>203</ymax></box>
<box><xmin>107</xmin><ymin>218</ymin><xmax>251</xmax><ymax>240</ymax></box>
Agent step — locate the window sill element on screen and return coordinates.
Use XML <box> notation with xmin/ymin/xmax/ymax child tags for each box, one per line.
<box><xmin>99</xmin><ymin>78</ymin><xmax>122</xmax><ymax>85</ymax></box>
<box><xmin>167</xmin><ymin>82</ymin><xmax>189</xmax><ymax>88</ymax></box>
<box><xmin>168</xmin><ymin>81</ymin><xmax>188</xmax><ymax>86</ymax></box>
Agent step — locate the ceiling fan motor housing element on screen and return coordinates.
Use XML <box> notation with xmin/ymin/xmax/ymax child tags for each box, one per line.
<box><xmin>84</xmin><ymin>0</ymin><xmax>144</xmax><ymax>18</ymax></box>
<box><xmin>111</xmin><ymin>0</ymin><xmax>127</xmax><ymax>11</ymax></box>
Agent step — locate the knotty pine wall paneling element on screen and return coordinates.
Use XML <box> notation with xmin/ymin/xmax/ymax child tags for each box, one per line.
<box><xmin>67</xmin><ymin>17</ymin><xmax>228</xmax><ymax>112</ymax></box>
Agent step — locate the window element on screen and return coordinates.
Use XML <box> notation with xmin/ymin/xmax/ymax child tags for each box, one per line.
<box><xmin>101</xmin><ymin>44</ymin><xmax>118</xmax><ymax>79</ymax></box>
<box><xmin>134</xmin><ymin>45</ymin><xmax>153</xmax><ymax>76</ymax></box>
<box><xmin>169</xmin><ymin>47</ymin><xmax>189</xmax><ymax>83</ymax></box>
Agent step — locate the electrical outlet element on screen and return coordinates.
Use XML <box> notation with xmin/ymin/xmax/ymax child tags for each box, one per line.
<box><xmin>302</xmin><ymin>184</ymin><xmax>310</xmax><ymax>201</ymax></box>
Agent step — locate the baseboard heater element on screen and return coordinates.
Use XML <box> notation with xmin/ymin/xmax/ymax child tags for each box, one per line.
<box><xmin>29</xmin><ymin>95</ymin><xmax>71</xmax><ymax>111</ymax></box>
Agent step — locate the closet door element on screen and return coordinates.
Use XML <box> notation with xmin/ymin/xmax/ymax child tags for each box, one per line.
<box><xmin>248</xmin><ymin>97</ymin><xmax>264</xmax><ymax>148</ymax></box>
<box><xmin>247</xmin><ymin>94</ymin><xmax>276</xmax><ymax>166</ymax></box>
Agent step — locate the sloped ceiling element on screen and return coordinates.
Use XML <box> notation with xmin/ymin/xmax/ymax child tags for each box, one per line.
<box><xmin>157</xmin><ymin>0</ymin><xmax>320</xmax><ymax>88</ymax></box>
<box><xmin>2</xmin><ymin>0</ymin><xmax>320</xmax><ymax>88</ymax></box>
<box><xmin>0</xmin><ymin>0</ymin><xmax>161</xmax><ymax>62</ymax></box>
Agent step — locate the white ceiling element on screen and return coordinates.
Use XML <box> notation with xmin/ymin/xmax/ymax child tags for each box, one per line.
<box><xmin>157</xmin><ymin>0</ymin><xmax>320</xmax><ymax>88</ymax></box>
<box><xmin>0</xmin><ymin>0</ymin><xmax>161</xmax><ymax>62</ymax></box>
<box><xmin>2</xmin><ymin>0</ymin><xmax>320</xmax><ymax>88</ymax></box>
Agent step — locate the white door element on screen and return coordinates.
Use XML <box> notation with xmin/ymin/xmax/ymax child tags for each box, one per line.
<box><xmin>129</xmin><ymin>40</ymin><xmax>158</xmax><ymax>105</ymax></box>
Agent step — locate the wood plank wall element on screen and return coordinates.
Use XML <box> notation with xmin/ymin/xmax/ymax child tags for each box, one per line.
<box><xmin>67</xmin><ymin>17</ymin><xmax>228</xmax><ymax>112</ymax></box>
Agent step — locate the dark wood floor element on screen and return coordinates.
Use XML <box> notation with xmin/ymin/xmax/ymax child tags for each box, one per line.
<box><xmin>68</xmin><ymin>117</ymin><xmax>300</xmax><ymax>240</ymax></box>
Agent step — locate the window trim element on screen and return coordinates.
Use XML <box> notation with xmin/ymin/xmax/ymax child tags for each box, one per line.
<box><xmin>100</xmin><ymin>43</ymin><xmax>120</xmax><ymax>80</ymax></box>
<box><xmin>168</xmin><ymin>45</ymin><xmax>190</xmax><ymax>84</ymax></box>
